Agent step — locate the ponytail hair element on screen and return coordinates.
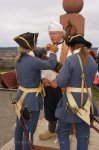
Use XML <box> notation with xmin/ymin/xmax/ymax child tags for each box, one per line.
<box><xmin>78</xmin><ymin>44</ymin><xmax>89</xmax><ymax>65</ymax></box>
<box><xmin>15</xmin><ymin>46</ymin><xmax>28</xmax><ymax>62</ymax></box>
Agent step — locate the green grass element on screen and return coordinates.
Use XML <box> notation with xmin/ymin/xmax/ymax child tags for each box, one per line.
<box><xmin>92</xmin><ymin>87</ymin><xmax>99</xmax><ymax>101</ymax></box>
<box><xmin>0</xmin><ymin>68</ymin><xmax>14</xmax><ymax>72</ymax></box>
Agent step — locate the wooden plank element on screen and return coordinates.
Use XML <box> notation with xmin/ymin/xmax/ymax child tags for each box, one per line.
<box><xmin>33</xmin><ymin>145</ymin><xmax>59</xmax><ymax>150</ymax></box>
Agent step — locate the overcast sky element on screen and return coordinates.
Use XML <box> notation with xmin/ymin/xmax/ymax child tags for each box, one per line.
<box><xmin>0</xmin><ymin>0</ymin><xmax>99</xmax><ymax>47</ymax></box>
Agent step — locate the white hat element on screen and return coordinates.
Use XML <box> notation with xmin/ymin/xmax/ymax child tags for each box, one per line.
<box><xmin>48</xmin><ymin>21</ymin><xmax>64</xmax><ymax>32</ymax></box>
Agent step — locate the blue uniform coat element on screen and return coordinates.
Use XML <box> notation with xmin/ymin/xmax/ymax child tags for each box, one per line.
<box><xmin>15</xmin><ymin>51</ymin><xmax>57</xmax><ymax>111</ymax></box>
<box><xmin>55</xmin><ymin>54</ymin><xmax>98</xmax><ymax>123</ymax></box>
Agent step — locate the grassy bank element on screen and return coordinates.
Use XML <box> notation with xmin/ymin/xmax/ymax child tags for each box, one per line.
<box><xmin>92</xmin><ymin>87</ymin><xmax>99</xmax><ymax>101</ymax></box>
<box><xmin>0</xmin><ymin>68</ymin><xmax>14</xmax><ymax>72</ymax></box>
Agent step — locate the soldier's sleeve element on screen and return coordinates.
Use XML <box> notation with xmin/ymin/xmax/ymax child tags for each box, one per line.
<box><xmin>33</xmin><ymin>53</ymin><xmax>57</xmax><ymax>70</ymax></box>
<box><xmin>34</xmin><ymin>47</ymin><xmax>45</xmax><ymax>57</ymax></box>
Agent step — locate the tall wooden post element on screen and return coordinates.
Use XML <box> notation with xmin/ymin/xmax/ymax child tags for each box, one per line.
<box><xmin>60</xmin><ymin>0</ymin><xmax>85</xmax><ymax>37</ymax></box>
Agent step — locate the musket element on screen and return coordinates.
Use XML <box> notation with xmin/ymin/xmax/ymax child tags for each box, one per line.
<box><xmin>9</xmin><ymin>93</ymin><xmax>34</xmax><ymax>150</ymax></box>
<box><xmin>90</xmin><ymin>115</ymin><xmax>99</xmax><ymax>133</ymax></box>
<box><xmin>20</xmin><ymin>111</ymin><xmax>34</xmax><ymax>150</ymax></box>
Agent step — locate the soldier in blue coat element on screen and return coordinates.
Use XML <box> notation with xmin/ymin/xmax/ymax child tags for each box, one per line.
<box><xmin>51</xmin><ymin>35</ymin><xmax>98</xmax><ymax>150</ymax></box>
<box><xmin>13</xmin><ymin>32</ymin><xmax>57</xmax><ymax>150</ymax></box>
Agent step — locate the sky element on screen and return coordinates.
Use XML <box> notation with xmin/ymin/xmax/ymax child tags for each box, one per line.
<box><xmin>0</xmin><ymin>0</ymin><xmax>99</xmax><ymax>47</ymax></box>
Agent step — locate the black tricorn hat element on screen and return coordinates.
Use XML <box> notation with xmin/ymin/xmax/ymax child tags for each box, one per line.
<box><xmin>14</xmin><ymin>32</ymin><xmax>39</xmax><ymax>49</ymax></box>
<box><xmin>66</xmin><ymin>34</ymin><xmax>92</xmax><ymax>48</ymax></box>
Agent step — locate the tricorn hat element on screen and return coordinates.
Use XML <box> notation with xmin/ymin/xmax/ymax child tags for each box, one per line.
<box><xmin>14</xmin><ymin>32</ymin><xmax>39</xmax><ymax>49</ymax></box>
<box><xmin>66</xmin><ymin>34</ymin><xmax>92</xmax><ymax>48</ymax></box>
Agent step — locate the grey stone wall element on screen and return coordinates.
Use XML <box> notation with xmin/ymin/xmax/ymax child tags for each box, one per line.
<box><xmin>0</xmin><ymin>50</ymin><xmax>17</xmax><ymax>68</ymax></box>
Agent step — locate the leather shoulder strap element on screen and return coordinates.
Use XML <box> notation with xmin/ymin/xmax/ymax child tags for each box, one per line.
<box><xmin>77</xmin><ymin>54</ymin><xmax>94</xmax><ymax>113</ymax></box>
<box><xmin>60</xmin><ymin>42</ymin><xmax>69</xmax><ymax>65</ymax></box>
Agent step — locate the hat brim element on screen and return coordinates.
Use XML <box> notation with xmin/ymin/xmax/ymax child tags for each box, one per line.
<box><xmin>67</xmin><ymin>35</ymin><xmax>92</xmax><ymax>48</ymax></box>
<box><xmin>14</xmin><ymin>37</ymin><xmax>31</xmax><ymax>49</ymax></box>
<box><xmin>14</xmin><ymin>32</ymin><xmax>39</xmax><ymax>49</ymax></box>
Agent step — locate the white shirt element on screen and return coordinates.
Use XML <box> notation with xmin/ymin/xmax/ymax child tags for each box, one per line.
<box><xmin>41</xmin><ymin>43</ymin><xmax>63</xmax><ymax>80</ymax></box>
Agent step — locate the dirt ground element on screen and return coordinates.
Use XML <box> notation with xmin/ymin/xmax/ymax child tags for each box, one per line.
<box><xmin>0</xmin><ymin>90</ymin><xmax>16</xmax><ymax>148</ymax></box>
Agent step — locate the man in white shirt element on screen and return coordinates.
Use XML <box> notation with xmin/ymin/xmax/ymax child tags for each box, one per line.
<box><xmin>39</xmin><ymin>21</ymin><xmax>69</xmax><ymax>140</ymax></box>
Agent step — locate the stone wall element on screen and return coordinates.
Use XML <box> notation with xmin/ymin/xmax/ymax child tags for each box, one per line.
<box><xmin>0</xmin><ymin>50</ymin><xmax>17</xmax><ymax>68</ymax></box>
